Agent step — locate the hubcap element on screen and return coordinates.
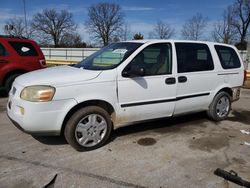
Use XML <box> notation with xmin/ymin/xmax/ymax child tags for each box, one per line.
<box><xmin>75</xmin><ymin>114</ymin><xmax>107</xmax><ymax>147</ymax></box>
<box><xmin>216</xmin><ymin>96</ymin><xmax>230</xmax><ymax>118</ymax></box>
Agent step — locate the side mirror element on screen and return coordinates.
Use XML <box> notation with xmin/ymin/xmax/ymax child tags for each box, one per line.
<box><xmin>122</xmin><ymin>65</ymin><xmax>145</xmax><ymax>78</ymax></box>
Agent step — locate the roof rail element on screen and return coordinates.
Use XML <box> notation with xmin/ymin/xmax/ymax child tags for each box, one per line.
<box><xmin>0</xmin><ymin>35</ymin><xmax>28</xmax><ymax>39</ymax></box>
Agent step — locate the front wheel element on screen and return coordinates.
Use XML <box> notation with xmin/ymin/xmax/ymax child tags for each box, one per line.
<box><xmin>64</xmin><ymin>106</ymin><xmax>112</xmax><ymax>151</ymax></box>
<box><xmin>207</xmin><ymin>91</ymin><xmax>231</xmax><ymax>121</ymax></box>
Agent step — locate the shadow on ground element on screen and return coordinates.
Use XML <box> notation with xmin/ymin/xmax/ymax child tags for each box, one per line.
<box><xmin>27</xmin><ymin>110</ymin><xmax>250</xmax><ymax>147</ymax></box>
<box><xmin>31</xmin><ymin>112</ymin><xmax>208</xmax><ymax>147</ymax></box>
<box><xmin>227</xmin><ymin>110</ymin><xmax>250</xmax><ymax>125</ymax></box>
<box><xmin>32</xmin><ymin>135</ymin><xmax>67</xmax><ymax>145</ymax></box>
<box><xmin>113</xmin><ymin>112</ymin><xmax>208</xmax><ymax>139</ymax></box>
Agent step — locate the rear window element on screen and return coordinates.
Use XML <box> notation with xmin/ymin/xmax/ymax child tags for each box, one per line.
<box><xmin>215</xmin><ymin>45</ymin><xmax>241</xmax><ymax>69</ymax></box>
<box><xmin>9</xmin><ymin>41</ymin><xmax>38</xmax><ymax>56</ymax></box>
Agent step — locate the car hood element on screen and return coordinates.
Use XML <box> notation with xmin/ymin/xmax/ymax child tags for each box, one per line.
<box><xmin>15</xmin><ymin>65</ymin><xmax>102</xmax><ymax>87</ymax></box>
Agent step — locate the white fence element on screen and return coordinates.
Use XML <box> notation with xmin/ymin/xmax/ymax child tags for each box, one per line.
<box><xmin>41</xmin><ymin>48</ymin><xmax>100</xmax><ymax>61</ymax></box>
<box><xmin>239</xmin><ymin>50</ymin><xmax>250</xmax><ymax>69</ymax></box>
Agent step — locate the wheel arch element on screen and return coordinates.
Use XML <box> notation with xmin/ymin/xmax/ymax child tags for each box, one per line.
<box><xmin>215</xmin><ymin>87</ymin><xmax>233</xmax><ymax>98</ymax></box>
<box><xmin>61</xmin><ymin>99</ymin><xmax>116</xmax><ymax>135</ymax></box>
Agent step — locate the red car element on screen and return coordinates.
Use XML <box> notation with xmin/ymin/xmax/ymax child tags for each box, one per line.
<box><xmin>0</xmin><ymin>35</ymin><xmax>46</xmax><ymax>92</ymax></box>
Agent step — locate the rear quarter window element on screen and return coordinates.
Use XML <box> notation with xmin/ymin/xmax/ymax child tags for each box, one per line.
<box><xmin>9</xmin><ymin>41</ymin><xmax>38</xmax><ymax>56</ymax></box>
<box><xmin>214</xmin><ymin>45</ymin><xmax>241</xmax><ymax>69</ymax></box>
<box><xmin>175</xmin><ymin>43</ymin><xmax>214</xmax><ymax>73</ymax></box>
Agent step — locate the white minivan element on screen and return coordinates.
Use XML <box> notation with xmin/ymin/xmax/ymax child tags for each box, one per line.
<box><xmin>7</xmin><ymin>40</ymin><xmax>245</xmax><ymax>151</ymax></box>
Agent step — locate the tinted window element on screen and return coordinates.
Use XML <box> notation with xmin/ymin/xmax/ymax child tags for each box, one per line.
<box><xmin>175</xmin><ymin>43</ymin><xmax>214</xmax><ymax>73</ymax></box>
<box><xmin>9</xmin><ymin>42</ymin><xmax>38</xmax><ymax>56</ymax></box>
<box><xmin>126</xmin><ymin>43</ymin><xmax>172</xmax><ymax>76</ymax></box>
<box><xmin>0</xmin><ymin>43</ymin><xmax>7</xmax><ymax>56</ymax></box>
<box><xmin>215</xmin><ymin>45</ymin><xmax>241</xmax><ymax>69</ymax></box>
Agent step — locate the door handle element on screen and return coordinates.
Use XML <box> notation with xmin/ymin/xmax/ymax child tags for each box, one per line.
<box><xmin>178</xmin><ymin>76</ymin><xmax>187</xmax><ymax>83</ymax></box>
<box><xmin>165</xmin><ymin>77</ymin><xmax>176</xmax><ymax>85</ymax></box>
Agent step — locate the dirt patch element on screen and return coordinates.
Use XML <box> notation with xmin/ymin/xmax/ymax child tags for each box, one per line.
<box><xmin>137</xmin><ymin>137</ymin><xmax>157</xmax><ymax>146</ymax></box>
<box><xmin>189</xmin><ymin>135</ymin><xmax>229</xmax><ymax>152</ymax></box>
<box><xmin>232</xmin><ymin>157</ymin><xmax>246</xmax><ymax>165</ymax></box>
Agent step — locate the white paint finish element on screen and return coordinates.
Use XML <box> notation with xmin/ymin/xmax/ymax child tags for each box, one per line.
<box><xmin>7</xmin><ymin>40</ymin><xmax>245</xmax><ymax>134</ymax></box>
<box><xmin>117</xmin><ymin>75</ymin><xmax>176</xmax><ymax>123</ymax></box>
<box><xmin>7</xmin><ymin>82</ymin><xmax>78</xmax><ymax>132</ymax></box>
<box><xmin>15</xmin><ymin>66</ymin><xmax>101</xmax><ymax>87</ymax></box>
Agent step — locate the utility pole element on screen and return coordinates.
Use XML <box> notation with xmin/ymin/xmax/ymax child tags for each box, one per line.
<box><xmin>23</xmin><ymin>0</ymin><xmax>28</xmax><ymax>38</ymax></box>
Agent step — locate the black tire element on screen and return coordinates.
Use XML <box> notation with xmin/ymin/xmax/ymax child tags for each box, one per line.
<box><xmin>4</xmin><ymin>73</ymin><xmax>22</xmax><ymax>93</ymax></box>
<box><xmin>64</xmin><ymin>106</ymin><xmax>113</xmax><ymax>151</ymax></box>
<box><xmin>207</xmin><ymin>91</ymin><xmax>231</xmax><ymax>121</ymax></box>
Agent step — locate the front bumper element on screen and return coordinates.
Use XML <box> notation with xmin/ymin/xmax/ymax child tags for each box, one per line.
<box><xmin>7</xmin><ymin>84</ymin><xmax>77</xmax><ymax>136</ymax></box>
<box><xmin>7</xmin><ymin>113</ymin><xmax>60</xmax><ymax>136</ymax></box>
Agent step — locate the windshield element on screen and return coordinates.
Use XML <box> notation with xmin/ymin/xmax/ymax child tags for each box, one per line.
<box><xmin>75</xmin><ymin>42</ymin><xmax>143</xmax><ymax>70</ymax></box>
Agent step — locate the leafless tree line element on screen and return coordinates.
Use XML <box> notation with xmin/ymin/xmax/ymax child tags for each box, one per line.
<box><xmin>211</xmin><ymin>0</ymin><xmax>250</xmax><ymax>47</ymax></box>
<box><xmin>3</xmin><ymin>0</ymin><xmax>250</xmax><ymax>48</ymax></box>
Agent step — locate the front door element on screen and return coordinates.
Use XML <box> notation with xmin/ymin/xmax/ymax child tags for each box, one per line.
<box><xmin>117</xmin><ymin>43</ymin><xmax>177</xmax><ymax>124</ymax></box>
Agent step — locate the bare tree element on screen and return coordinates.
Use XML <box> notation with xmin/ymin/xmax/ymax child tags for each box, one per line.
<box><xmin>4</xmin><ymin>17</ymin><xmax>33</xmax><ymax>38</ymax></box>
<box><xmin>231</xmin><ymin>0</ymin><xmax>250</xmax><ymax>43</ymax></box>
<box><xmin>181</xmin><ymin>13</ymin><xmax>208</xmax><ymax>40</ymax></box>
<box><xmin>211</xmin><ymin>6</ymin><xmax>238</xmax><ymax>44</ymax></box>
<box><xmin>120</xmin><ymin>23</ymin><xmax>131</xmax><ymax>41</ymax></box>
<box><xmin>85</xmin><ymin>2</ymin><xmax>124</xmax><ymax>46</ymax></box>
<box><xmin>150</xmin><ymin>20</ymin><xmax>175</xmax><ymax>39</ymax></box>
<box><xmin>31</xmin><ymin>9</ymin><xmax>77</xmax><ymax>47</ymax></box>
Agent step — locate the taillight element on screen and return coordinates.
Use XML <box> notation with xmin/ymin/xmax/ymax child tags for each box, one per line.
<box><xmin>244</xmin><ymin>70</ymin><xmax>247</xmax><ymax>82</ymax></box>
<box><xmin>39</xmin><ymin>59</ymin><xmax>46</xmax><ymax>67</ymax></box>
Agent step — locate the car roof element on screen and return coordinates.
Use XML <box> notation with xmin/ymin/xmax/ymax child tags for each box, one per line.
<box><xmin>120</xmin><ymin>39</ymin><xmax>235</xmax><ymax>48</ymax></box>
<box><xmin>0</xmin><ymin>35</ymin><xmax>34</xmax><ymax>42</ymax></box>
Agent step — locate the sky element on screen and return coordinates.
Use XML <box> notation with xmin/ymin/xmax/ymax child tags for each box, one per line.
<box><xmin>0</xmin><ymin>0</ymin><xmax>235</xmax><ymax>42</ymax></box>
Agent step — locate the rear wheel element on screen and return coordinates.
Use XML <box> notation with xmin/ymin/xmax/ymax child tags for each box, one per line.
<box><xmin>4</xmin><ymin>73</ymin><xmax>22</xmax><ymax>93</ymax></box>
<box><xmin>207</xmin><ymin>91</ymin><xmax>231</xmax><ymax>121</ymax></box>
<box><xmin>64</xmin><ymin>106</ymin><xmax>112</xmax><ymax>151</ymax></box>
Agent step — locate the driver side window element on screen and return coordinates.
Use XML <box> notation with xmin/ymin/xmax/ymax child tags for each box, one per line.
<box><xmin>126</xmin><ymin>43</ymin><xmax>172</xmax><ymax>76</ymax></box>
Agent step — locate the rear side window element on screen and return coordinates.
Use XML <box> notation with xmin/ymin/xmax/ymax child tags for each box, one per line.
<box><xmin>0</xmin><ymin>43</ymin><xmax>8</xmax><ymax>56</ymax></box>
<box><xmin>214</xmin><ymin>45</ymin><xmax>241</xmax><ymax>69</ymax></box>
<box><xmin>175</xmin><ymin>43</ymin><xmax>214</xmax><ymax>73</ymax></box>
<box><xmin>9</xmin><ymin>42</ymin><xmax>38</xmax><ymax>56</ymax></box>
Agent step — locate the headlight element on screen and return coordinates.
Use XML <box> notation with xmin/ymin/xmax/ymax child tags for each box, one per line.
<box><xmin>20</xmin><ymin>86</ymin><xmax>55</xmax><ymax>102</ymax></box>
